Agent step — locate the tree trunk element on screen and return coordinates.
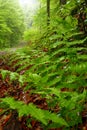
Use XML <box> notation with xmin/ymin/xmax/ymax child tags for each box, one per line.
<box><xmin>47</xmin><ymin>0</ymin><xmax>50</xmax><ymax>26</ymax></box>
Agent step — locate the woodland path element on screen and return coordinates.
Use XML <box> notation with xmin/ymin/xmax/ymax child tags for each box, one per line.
<box><xmin>0</xmin><ymin>48</ymin><xmax>16</xmax><ymax>58</ymax></box>
<box><xmin>0</xmin><ymin>47</ymin><xmax>20</xmax><ymax>55</ymax></box>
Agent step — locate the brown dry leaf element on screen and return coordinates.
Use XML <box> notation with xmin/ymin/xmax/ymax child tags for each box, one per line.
<box><xmin>2</xmin><ymin>114</ymin><xmax>11</xmax><ymax>126</ymax></box>
<box><xmin>0</xmin><ymin>125</ymin><xmax>3</xmax><ymax>130</ymax></box>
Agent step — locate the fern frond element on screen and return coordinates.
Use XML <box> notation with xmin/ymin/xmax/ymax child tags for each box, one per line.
<box><xmin>0</xmin><ymin>97</ymin><xmax>68</xmax><ymax>126</ymax></box>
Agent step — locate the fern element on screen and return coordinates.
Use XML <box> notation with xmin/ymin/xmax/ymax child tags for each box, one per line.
<box><xmin>0</xmin><ymin>69</ymin><xmax>25</xmax><ymax>86</ymax></box>
<box><xmin>0</xmin><ymin>69</ymin><xmax>10</xmax><ymax>80</ymax></box>
<box><xmin>0</xmin><ymin>0</ymin><xmax>87</xmax><ymax>129</ymax></box>
<box><xmin>0</xmin><ymin>97</ymin><xmax>68</xmax><ymax>126</ymax></box>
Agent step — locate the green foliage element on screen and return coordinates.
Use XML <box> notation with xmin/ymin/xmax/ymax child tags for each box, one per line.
<box><xmin>0</xmin><ymin>69</ymin><xmax>25</xmax><ymax>86</ymax></box>
<box><xmin>0</xmin><ymin>69</ymin><xmax>9</xmax><ymax>80</ymax></box>
<box><xmin>0</xmin><ymin>0</ymin><xmax>87</xmax><ymax>129</ymax></box>
<box><xmin>24</xmin><ymin>28</ymin><xmax>39</xmax><ymax>43</ymax></box>
<box><xmin>0</xmin><ymin>0</ymin><xmax>24</xmax><ymax>48</ymax></box>
<box><xmin>0</xmin><ymin>97</ymin><xmax>68</xmax><ymax>126</ymax></box>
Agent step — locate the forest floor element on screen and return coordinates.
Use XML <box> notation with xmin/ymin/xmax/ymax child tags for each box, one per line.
<box><xmin>0</xmin><ymin>50</ymin><xmax>87</xmax><ymax>130</ymax></box>
<box><xmin>0</xmin><ymin>50</ymin><xmax>45</xmax><ymax>130</ymax></box>
<box><xmin>0</xmin><ymin>50</ymin><xmax>52</xmax><ymax>130</ymax></box>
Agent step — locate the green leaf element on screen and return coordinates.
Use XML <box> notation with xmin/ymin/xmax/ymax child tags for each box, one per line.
<box><xmin>1</xmin><ymin>97</ymin><xmax>68</xmax><ymax>126</ymax></box>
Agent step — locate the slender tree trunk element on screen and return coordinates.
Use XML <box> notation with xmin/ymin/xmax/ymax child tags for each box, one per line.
<box><xmin>39</xmin><ymin>2</ymin><xmax>42</xmax><ymax>33</ymax></box>
<box><xmin>47</xmin><ymin>0</ymin><xmax>50</xmax><ymax>26</ymax></box>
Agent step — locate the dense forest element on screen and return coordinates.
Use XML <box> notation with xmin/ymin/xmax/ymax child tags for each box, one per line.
<box><xmin>0</xmin><ymin>0</ymin><xmax>87</xmax><ymax>130</ymax></box>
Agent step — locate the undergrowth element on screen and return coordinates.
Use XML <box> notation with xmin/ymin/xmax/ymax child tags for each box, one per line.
<box><xmin>0</xmin><ymin>0</ymin><xmax>87</xmax><ymax>129</ymax></box>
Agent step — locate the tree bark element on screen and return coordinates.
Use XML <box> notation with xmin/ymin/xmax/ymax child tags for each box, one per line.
<box><xmin>47</xmin><ymin>0</ymin><xmax>50</xmax><ymax>26</ymax></box>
